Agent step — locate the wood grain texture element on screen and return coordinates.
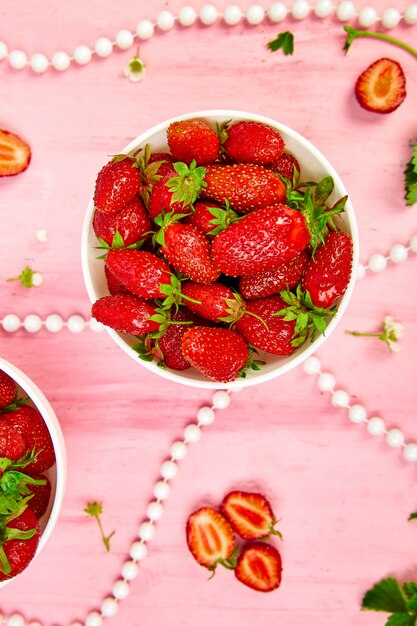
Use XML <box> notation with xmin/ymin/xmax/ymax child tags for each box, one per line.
<box><xmin>0</xmin><ymin>1</ymin><xmax>416</xmax><ymax>624</ymax></box>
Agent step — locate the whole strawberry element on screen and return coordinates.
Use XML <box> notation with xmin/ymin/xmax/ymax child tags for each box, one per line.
<box><xmin>182</xmin><ymin>281</ymin><xmax>244</xmax><ymax>324</ymax></box>
<box><xmin>105</xmin><ymin>249</ymin><xmax>172</xmax><ymax>299</ymax></box>
<box><xmin>148</xmin><ymin>166</ymin><xmax>192</xmax><ymax>221</ymax></box>
<box><xmin>105</xmin><ymin>265</ymin><xmax>129</xmax><ymax>296</ymax></box>
<box><xmin>92</xmin><ymin>294</ymin><xmax>160</xmax><ymax>335</ymax></box>
<box><xmin>303</xmin><ymin>232</ymin><xmax>353</xmax><ymax>308</ymax></box>
<box><xmin>212</xmin><ymin>204</ymin><xmax>310</xmax><ymax>277</ymax></box>
<box><xmin>156</xmin><ymin>308</ymin><xmax>195</xmax><ymax>371</ymax></box>
<box><xmin>148</xmin><ymin>161</ymin><xmax>206</xmax><ymax>221</ymax></box>
<box><xmin>28</xmin><ymin>474</ymin><xmax>51</xmax><ymax>519</ymax></box>
<box><xmin>94</xmin><ymin>155</ymin><xmax>141</xmax><ymax>214</ymax></box>
<box><xmin>183</xmin><ymin>201</ymin><xmax>238</xmax><ymax>239</ymax></box>
<box><xmin>0</xmin><ymin>371</ymin><xmax>17</xmax><ymax>408</ymax></box>
<box><xmin>0</xmin><ymin>422</ymin><xmax>26</xmax><ymax>467</ymax></box>
<box><xmin>0</xmin><ymin>406</ymin><xmax>56</xmax><ymax>475</ymax></box>
<box><xmin>221</xmin><ymin>120</ymin><xmax>285</xmax><ymax>165</ymax></box>
<box><xmin>239</xmin><ymin>252</ymin><xmax>309</xmax><ymax>300</ymax></box>
<box><xmin>0</xmin><ymin>506</ymin><xmax>40</xmax><ymax>581</ymax></box>
<box><xmin>93</xmin><ymin>196</ymin><xmax>151</xmax><ymax>247</ymax></box>
<box><xmin>167</xmin><ymin>120</ymin><xmax>220</xmax><ymax>165</ymax></box>
<box><xmin>268</xmin><ymin>152</ymin><xmax>300</xmax><ymax>182</ymax></box>
<box><xmin>201</xmin><ymin>163</ymin><xmax>286</xmax><ymax>214</ymax></box>
<box><xmin>181</xmin><ymin>326</ymin><xmax>248</xmax><ymax>382</ymax></box>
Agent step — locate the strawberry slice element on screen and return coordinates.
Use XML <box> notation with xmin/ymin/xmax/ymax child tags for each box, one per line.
<box><xmin>0</xmin><ymin>129</ymin><xmax>31</xmax><ymax>177</ymax></box>
<box><xmin>355</xmin><ymin>58</ymin><xmax>406</xmax><ymax>114</ymax></box>
<box><xmin>186</xmin><ymin>507</ymin><xmax>237</xmax><ymax>572</ymax></box>
<box><xmin>221</xmin><ymin>491</ymin><xmax>281</xmax><ymax>540</ymax></box>
<box><xmin>235</xmin><ymin>543</ymin><xmax>282</xmax><ymax>592</ymax></box>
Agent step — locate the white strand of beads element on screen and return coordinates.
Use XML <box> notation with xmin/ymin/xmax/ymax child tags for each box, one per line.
<box><xmin>1</xmin><ymin>3</ymin><xmax>417</xmax><ymax>74</ymax></box>
<box><xmin>303</xmin><ymin>356</ymin><xmax>417</xmax><ymax>463</ymax></box>
<box><xmin>0</xmin><ymin>314</ymin><xmax>105</xmax><ymax>334</ymax></box>
<box><xmin>356</xmin><ymin>233</ymin><xmax>417</xmax><ymax>280</ymax></box>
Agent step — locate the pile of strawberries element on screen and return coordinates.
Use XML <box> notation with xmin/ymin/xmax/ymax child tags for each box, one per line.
<box><xmin>186</xmin><ymin>490</ymin><xmax>282</xmax><ymax>592</ymax></box>
<box><xmin>91</xmin><ymin>117</ymin><xmax>354</xmax><ymax>383</ymax></box>
<box><xmin>0</xmin><ymin>369</ymin><xmax>56</xmax><ymax>581</ymax></box>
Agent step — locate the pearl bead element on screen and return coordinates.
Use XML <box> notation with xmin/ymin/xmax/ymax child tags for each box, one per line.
<box><xmin>381</xmin><ymin>8</ymin><xmax>401</xmax><ymax>28</ymax></box>
<box><xmin>2</xmin><ymin>314</ymin><xmax>21</xmax><ymax>332</ymax></box>
<box><xmin>101</xmin><ymin>597</ymin><xmax>118</xmax><ymax>617</ymax></box>
<box><xmin>197</xmin><ymin>406</ymin><xmax>215</xmax><ymax>425</ymax></box>
<box><xmin>146</xmin><ymin>501</ymin><xmax>164</xmax><ymax>521</ymax></box>
<box><xmin>336</xmin><ymin>0</ymin><xmax>356</xmax><ymax>21</ymax></box>
<box><xmin>170</xmin><ymin>441</ymin><xmax>188</xmax><ymax>460</ymax></box>
<box><xmin>67</xmin><ymin>315</ymin><xmax>86</xmax><ymax>333</ymax></box>
<box><xmin>28</xmin><ymin>622</ymin><xmax>43</xmax><ymax>626</ymax></box>
<box><xmin>199</xmin><ymin>4</ymin><xmax>219</xmax><ymax>24</ymax></box>
<box><xmin>349</xmin><ymin>404</ymin><xmax>367</xmax><ymax>423</ymax></box>
<box><xmin>0</xmin><ymin>41</ymin><xmax>8</xmax><ymax>60</ymax></box>
<box><xmin>45</xmin><ymin>314</ymin><xmax>64</xmax><ymax>333</ymax></box>
<box><xmin>331</xmin><ymin>389</ymin><xmax>350</xmax><ymax>408</ymax></box>
<box><xmin>157</xmin><ymin>11</ymin><xmax>175</xmax><ymax>31</ymax></box>
<box><xmin>153</xmin><ymin>480</ymin><xmax>171</xmax><ymax>500</ymax></box>
<box><xmin>386</xmin><ymin>428</ymin><xmax>405</xmax><ymax>448</ymax></box>
<box><xmin>85</xmin><ymin>612</ymin><xmax>103</xmax><ymax>626</ymax></box>
<box><xmin>268</xmin><ymin>2</ymin><xmax>288</xmax><ymax>21</ymax></box>
<box><xmin>410</xmin><ymin>234</ymin><xmax>417</xmax><ymax>252</ymax></box>
<box><xmin>183</xmin><ymin>424</ymin><xmax>201</xmax><ymax>443</ymax></box>
<box><xmin>212</xmin><ymin>390</ymin><xmax>231</xmax><ymax>409</ymax></box>
<box><xmin>291</xmin><ymin>0</ymin><xmax>311</xmax><ymax>20</ymax></box>
<box><xmin>368</xmin><ymin>253</ymin><xmax>387</xmax><ymax>272</ymax></box>
<box><xmin>160</xmin><ymin>460</ymin><xmax>177</xmax><ymax>480</ymax></box>
<box><xmin>246</xmin><ymin>4</ymin><xmax>266</xmax><ymax>24</ymax></box>
<box><xmin>73</xmin><ymin>45</ymin><xmax>92</xmax><ymax>65</ymax></box>
<box><xmin>89</xmin><ymin>317</ymin><xmax>105</xmax><ymax>332</ymax></box>
<box><xmin>178</xmin><ymin>6</ymin><xmax>198</xmax><ymax>26</ymax></box>
<box><xmin>404</xmin><ymin>443</ymin><xmax>417</xmax><ymax>462</ymax></box>
<box><xmin>7</xmin><ymin>615</ymin><xmax>25</xmax><ymax>626</ymax></box>
<box><xmin>112</xmin><ymin>579</ymin><xmax>130</xmax><ymax>600</ymax></box>
<box><xmin>404</xmin><ymin>4</ymin><xmax>417</xmax><ymax>24</ymax></box>
<box><xmin>115</xmin><ymin>29</ymin><xmax>134</xmax><ymax>49</ymax></box>
<box><xmin>95</xmin><ymin>37</ymin><xmax>113</xmax><ymax>58</ymax></box>
<box><xmin>318</xmin><ymin>372</ymin><xmax>335</xmax><ymax>392</ymax></box>
<box><xmin>30</xmin><ymin>53</ymin><xmax>49</xmax><ymax>73</ymax></box>
<box><xmin>36</xmin><ymin>228</ymin><xmax>48</xmax><ymax>242</ymax></box>
<box><xmin>136</xmin><ymin>20</ymin><xmax>155</xmax><ymax>39</ymax></box>
<box><xmin>389</xmin><ymin>244</ymin><xmax>408</xmax><ymax>263</ymax></box>
<box><xmin>314</xmin><ymin>0</ymin><xmax>333</xmax><ymax>18</ymax></box>
<box><xmin>303</xmin><ymin>356</ymin><xmax>321</xmax><ymax>375</ymax></box>
<box><xmin>358</xmin><ymin>7</ymin><xmax>378</xmax><ymax>27</ymax></box>
<box><xmin>367</xmin><ymin>416</ymin><xmax>385</xmax><ymax>436</ymax></box>
<box><xmin>24</xmin><ymin>314</ymin><xmax>42</xmax><ymax>333</ymax></box>
<box><xmin>121</xmin><ymin>560</ymin><xmax>139</xmax><ymax>580</ymax></box>
<box><xmin>223</xmin><ymin>5</ymin><xmax>243</xmax><ymax>25</ymax></box>
<box><xmin>52</xmin><ymin>51</ymin><xmax>70</xmax><ymax>71</ymax></box>
<box><xmin>9</xmin><ymin>50</ymin><xmax>27</xmax><ymax>70</ymax></box>
<box><xmin>138</xmin><ymin>521</ymin><xmax>155</xmax><ymax>541</ymax></box>
<box><xmin>31</xmin><ymin>272</ymin><xmax>43</xmax><ymax>286</ymax></box>
<box><xmin>356</xmin><ymin>263</ymin><xmax>366</xmax><ymax>280</ymax></box>
<box><xmin>130</xmin><ymin>540</ymin><xmax>148</xmax><ymax>561</ymax></box>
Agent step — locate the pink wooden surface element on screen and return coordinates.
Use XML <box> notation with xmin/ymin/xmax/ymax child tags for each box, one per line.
<box><xmin>1</xmin><ymin>1</ymin><xmax>417</xmax><ymax>624</ymax></box>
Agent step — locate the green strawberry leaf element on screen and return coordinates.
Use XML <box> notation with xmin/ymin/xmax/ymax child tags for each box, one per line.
<box><xmin>267</xmin><ymin>31</ymin><xmax>294</xmax><ymax>55</ymax></box>
<box><xmin>405</xmin><ymin>144</ymin><xmax>417</xmax><ymax>206</ymax></box>
<box><xmin>404</xmin><ymin>583</ymin><xmax>417</xmax><ymax>599</ymax></box>
<box><xmin>314</xmin><ymin>176</ymin><xmax>334</xmax><ymax>207</ymax></box>
<box><xmin>167</xmin><ymin>160</ymin><xmax>207</xmax><ymax>208</ymax></box>
<box><xmin>385</xmin><ymin>614</ymin><xmax>415</xmax><ymax>626</ymax></box>
<box><xmin>111</xmin><ymin>230</ymin><xmax>125</xmax><ymax>249</ymax></box>
<box><xmin>406</xmin><ymin>593</ymin><xmax>417</xmax><ymax>612</ymax></box>
<box><xmin>408</xmin><ymin>512</ymin><xmax>417</xmax><ymax>521</ymax></box>
<box><xmin>84</xmin><ymin>501</ymin><xmax>115</xmax><ymax>552</ymax></box>
<box><xmin>362</xmin><ymin>578</ymin><xmax>408</xmax><ymax>613</ymax></box>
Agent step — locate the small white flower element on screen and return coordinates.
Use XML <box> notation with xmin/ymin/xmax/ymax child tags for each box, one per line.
<box><xmin>346</xmin><ymin>315</ymin><xmax>404</xmax><ymax>352</ymax></box>
<box><xmin>124</xmin><ymin>50</ymin><xmax>146</xmax><ymax>82</ymax></box>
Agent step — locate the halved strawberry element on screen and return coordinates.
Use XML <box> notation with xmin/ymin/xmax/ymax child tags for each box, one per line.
<box><xmin>0</xmin><ymin>129</ymin><xmax>31</xmax><ymax>177</ymax></box>
<box><xmin>355</xmin><ymin>58</ymin><xmax>406</xmax><ymax>114</ymax></box>
<box><xmin>221</xmin><ymin>491</ymin><xmax>281</xmax><ymax>540</ymax></box>
<box><xmin>235</xmin><ymin>543</ymin><xmax>282</xmax><ymax>592</ymax></box>
<box><xmin>186</xmin><ymin>507</ymin><xmax>237</xmax><ymax>572</ymax></box>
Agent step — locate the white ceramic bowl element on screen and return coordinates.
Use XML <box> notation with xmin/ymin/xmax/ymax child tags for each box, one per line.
<box><xmin>82</xmin><ymin>110</ymin><xmax>359</xmax><ymax>389</ymax></box>
<box><xmin>0</xmin><ymin>357</ymin><xmax>66</xmax><ymax>587</ymax></box>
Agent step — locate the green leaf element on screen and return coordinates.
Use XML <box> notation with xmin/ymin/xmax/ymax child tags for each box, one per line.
<box><xmin>111</xmin><ymin>230</ymin><xmax>125</xmax><ymax>249</ymax></box>
<box><xmin>267</xmin><ymin>31</ymin><xmax>294</xmax><ymax>55</ymax></box>
<box><xmin>84</xmin><ymin>501</ymin><xmax>103</xmax><ymax>517</ymax></box>
<box><xmin>314</xmin><ymin>176</ymin><xmax>334</xmax><ymax>207</ymax></box>
<box><xmin>404</xmin><ymin>583</ymin><xmax>417</xmax><ymax>599</ymax></box>
<box><xmin>167</xmin><ymin>160</ymin><xmax>207</xmax><ymax>207</ymax></box>
<box><xmin>362</xmin><ymin>578</ymin><xmax>408</xmax><ymax>614</ymax></box>
<box><xmin>386</xmin><ymin>614</ymin><xmax>415</xmax><ymax>626</ymax></box>
<box><xmin>406</xmin><ymin>593</ymin><xmax>417</xmax><ymax>612</ymax></box>
<box><xmin>405</xmin><ymin>144</ymin><xmax>417</xmax><ymax>206</ymax></box>
<box><xmin>408</xmin><ymin>512</ymin><xmax>417</xmax><ymax>521</ymax></box>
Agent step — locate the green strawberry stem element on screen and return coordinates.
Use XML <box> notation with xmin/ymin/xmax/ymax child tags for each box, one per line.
<box><xmin>346</xmin><ymin>331</ymin><xmax>381</xmax><ymax>338</ymax></box>
<box><xmin>0</xmin><ymin>396</ymin><xmax>30</xmax><ymax>413</ymax></box>
<box><xmin>343</xmin><ymin>25</ymin><xmax>417</xmax><ymax>59</ymax></box>
<box><xmin>84</xmin><ymin>501</ymin><xmax>115</xmax><ymax>552</ymax></box>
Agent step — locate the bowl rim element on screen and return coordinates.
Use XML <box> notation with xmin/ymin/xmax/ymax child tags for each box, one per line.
<box><xmin>81</xmin><ymin>109</ymin><xmax>360</xmax><ymax>389</ymax></box>
<box><xmin>0</xmin><ymin>356</ymin><xmax>67</xmax><ymax>585</ymax></box>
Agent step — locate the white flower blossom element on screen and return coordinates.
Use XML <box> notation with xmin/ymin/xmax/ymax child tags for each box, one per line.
<box><xmin>346</xmin><ymin>315</ymin><xmax>404</xmax><ymax>352</ymax></box>
<box><xmin>124</xmin><ymin>50</ymin><xmax>146</xmax><ymax>82</ymax></box>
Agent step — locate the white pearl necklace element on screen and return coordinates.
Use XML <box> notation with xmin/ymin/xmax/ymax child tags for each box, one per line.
<box><xmin>1</xmin><ymin>2</ymin><xmax>417</xmax><ymax>74</ymax></box>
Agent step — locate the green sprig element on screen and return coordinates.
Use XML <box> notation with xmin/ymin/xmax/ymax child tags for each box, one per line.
<box><xmin>343</xmin><ymin>25</ymin><xmax>417</xmax><ymax>59</ymax></box>
<box><xmin>405</xmin><ymin>144</ymin><xmax>417</xmax><ymax>206</ymax></box>
<box><xmin>84</xmin><ymin>501</ymin><xmax>115</xmax><ymax>552</ymax></box>
<box><xmin>267</xmin><ymin>31</ymin><xmax>294</xmax><ymax>55</ymax></box>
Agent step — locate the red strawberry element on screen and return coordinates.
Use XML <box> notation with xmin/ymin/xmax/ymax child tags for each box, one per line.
<box><xmin>0</xmin><ymin>507</ymin><xmax>40</xmax><ymax>581</ymax></box>
<box><xmin>93</xmin><ymin>196</ymin><xmax>151</xmax><ymax>247</ymax></box>
<box><xmin>186</xmin><ymin>507</ymin><xmax>236</xmax><ymax>570</ymax></box>
<box><xmin>28</xmin><ymin>474</ymin><xmax>51</xmax><ymax>519</ymax></box>
<box><xmin>355</xmin><ymin>58</ymin><xmax>406</xmax><ymax>114</ymax></box>
<box><xmin>182</xmin><ymin>281</ymin><xmax>244</xmax><ymax>323</ymax></box>
<box><xmin>155</xmin><ymin>308</ymin><xmax>195</xmax><ymax>371</ymax></box>
<box><xmin>93</xmin><ymin>155</ymin><xmax>141</xmax><ymax>214</ymax></box>
<box><xmin>268</xmin><ymin>153</ymin><xmax>300</xmax><ymax>181</ymax></box>
<box><xmin>221</xmin><ymin>491</ymin><xmax>281</xmax><ymax>540</ymax></box>
<box><xmin>181</xmin><ymin>326</ymin><xmax>248</xmax><ymax>382</ymax></box>
<box><xmin>221</xmin><ymin>121</ymin><xmax>285</xmax><ymax>165</ymax></box>
<box><xmin>235</xmin><ymin>295</ymin><xmax>301</xmax><ymax>355</ymax></box>
<box><xmin>0</xmin><ymin>423</ymin><xmax>26</xmax><ymax>467</ymax></box>
<box><xmin>303</xmin><ymin>232</ymin><xmax>353</xmax><ymax>308</ymax></box>
<box><xmin>0</xmin><ymin>371</ymin><xmax>17</xmax><ymax>408</ymax></box>
<box><xmin>148</xmin><ymin>151</ymin><xmax>175</xmax><ymax>168</ymax></box>
<box><xmin>105</xmin><ymin>249</ymin><xmax>171</xmax><ymax>299</ymax></box>
<box><xmin>91</xmin><ymin>294</ymin><xmax>160</xmax><ymax>335</ymax></box>
<box><xmin>0</xmin><ymin>406</ymin><xmax>55</xmax><ymax>475</ymax></box>
<box><xmin>212</xmin><ymin>205</ymin><xmax>310</xmax><ymax>277</ymax></box>
<box><xmin>201</xmin><ymin>164</ymin><xmax>286</xmax><ymax>214</ymax></box>
<box><xmin>148</xmin><ymin>166</ymin><xmax>193</xmax><ymax>221</ymax></box>
<box><xmin>0</xmin><ymin>129</ymin><xmax>31</xmax><ymax>177</ymax></box>
<box><xmin>235</xmin><ymin>543</ymin><xmax>282</xmax><ymax>592</ymax></box>
<box><xmin>167</xmin><ymin>120</ymin><xmax>220</xmax><ymax>165</ymax></box>
<box><xmin>105</xmin><ymin>264</ymin><xmax>129</xmax><ymax>296</ymax></box>
<box><xmin>239</xmin><ymin>252</ymin><xmax>309</xmax><ymax>300</ymax></box>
